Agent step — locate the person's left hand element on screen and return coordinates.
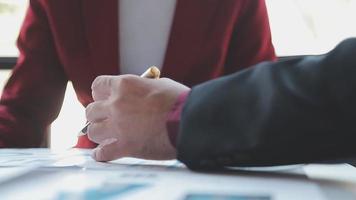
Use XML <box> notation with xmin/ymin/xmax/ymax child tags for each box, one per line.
<box><xmin>86</xmin><ymin>75</ymin><xmax>190</xmax><ymax>162</ymax></box>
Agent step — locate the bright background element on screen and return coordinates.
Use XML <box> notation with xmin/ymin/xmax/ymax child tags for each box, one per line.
<box><xmin>0</xmin><ymin>0</ymin><xmax>356</xmax><ymax>150</ymax></box>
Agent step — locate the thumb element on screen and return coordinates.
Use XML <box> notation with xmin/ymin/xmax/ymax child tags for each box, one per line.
<box><xmin>92</xmin><ymin>138</ymin><xmax>126</xmax><ymax>162</ymax></box>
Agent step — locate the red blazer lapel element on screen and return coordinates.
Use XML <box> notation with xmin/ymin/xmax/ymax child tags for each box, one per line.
<box><xmin>81</xmin><ymin>0</ymin><xmax>119</xmax><ymax>77</ymax></box>
<box><xmin>162</xmin><ymin>0</ymin><xmax>223</xmax><ymax>85</ymax></box>
<box><xmin>81</xmin><ymin>0</ymin><xmax>222</xmax><ymax>83</ymax></box>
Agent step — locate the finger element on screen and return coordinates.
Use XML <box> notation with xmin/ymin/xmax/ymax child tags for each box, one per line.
<box><xmin>92</xmin><ymin>138</ymin><xmax>128</xmax><ymax>162</ymax></box>
<box><xmin>87</xmin><ymin>120</ymin><xmax>115</xmax><ymax>143</ymax></box>
<box><xmin>85</xmin><ymin>101</ymin><xmax>109</xmax><ymax>123</ymax></box>
<box><xmin>91</xmin><ymin>75</ymin><xmax>116</xmax><ymax>101</ymax></box>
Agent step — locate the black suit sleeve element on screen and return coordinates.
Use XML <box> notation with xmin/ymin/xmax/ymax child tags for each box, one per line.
<box><xmin>177</xmin><ymin>38</ymin><xmax>356</xmax><ymax>170</ymax></box>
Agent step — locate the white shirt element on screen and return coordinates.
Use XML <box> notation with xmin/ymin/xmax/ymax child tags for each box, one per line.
<box><xmin>119</xmin><ymin>0</ymin><xmax>177</xmax><ymax>75</ymax></box>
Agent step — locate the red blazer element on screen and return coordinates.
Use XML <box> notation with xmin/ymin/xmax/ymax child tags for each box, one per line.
<box><xmin>0</xmin><ymin>0</ymin><xmax>275</xmax><ymax>148</ymax></box>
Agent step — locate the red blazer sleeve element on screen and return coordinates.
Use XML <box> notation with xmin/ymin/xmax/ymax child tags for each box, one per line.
<box><xmin>0</xmin><ymin>0</ymin><xmax>68</xmax><ymax>147</ymax></box>
<box><xmin>224</xmin><ymin>0</ymin><xmax>276</xmax><ymax>75</ymax></box>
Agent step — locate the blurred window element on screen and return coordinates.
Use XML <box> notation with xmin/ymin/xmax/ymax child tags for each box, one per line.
<box><xmin>266</xmin><ymin>0</ymin><xmax>356</xmax><ymax>56</ymax></box>
<box><xmin>0</xmin><ymin>0</ymin><xmax>27</xmax><ymax>57</ymax></box>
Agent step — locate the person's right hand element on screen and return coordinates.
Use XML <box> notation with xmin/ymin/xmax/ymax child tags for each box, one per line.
<box><xmin>86</xmin><ymin>75</ymin><xmax>190</xmax><ymax>162</ymax></box>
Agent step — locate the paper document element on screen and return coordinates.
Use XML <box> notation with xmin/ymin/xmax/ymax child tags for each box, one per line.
<box><xmin>0</xmin><ymin>149</ymin><xmax>327</xmax><ymax>200</ymax></box>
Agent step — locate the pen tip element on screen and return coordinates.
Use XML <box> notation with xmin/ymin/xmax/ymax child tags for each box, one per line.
<box><xmin>78</xmin><ymin>123</ymin><xmax>89</xmax><ymax>137</ymax></box>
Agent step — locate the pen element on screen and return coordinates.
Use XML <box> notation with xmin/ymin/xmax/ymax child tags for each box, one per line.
<box><xmin>78</xmin><ymin>66</ymin><xmax>161</xmax><ymax>136</ymax></box>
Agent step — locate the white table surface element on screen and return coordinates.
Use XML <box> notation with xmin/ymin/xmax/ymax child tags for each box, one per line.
<box><xmin>0</xmin><ymin>148</ymin><xmax>355</xmax><ymax>200</ymax></box>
